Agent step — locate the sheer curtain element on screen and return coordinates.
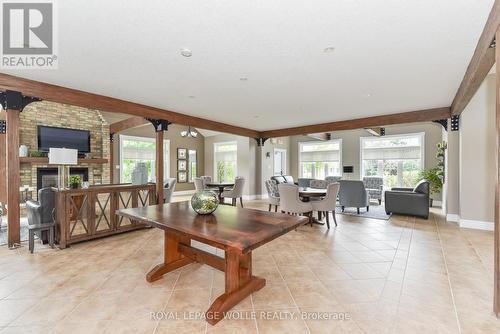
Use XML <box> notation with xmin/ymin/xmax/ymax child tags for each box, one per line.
<box><xmin>299</xmin><ymin>140</ymin><xmax>342</xmax><ymax>179</ymax></box>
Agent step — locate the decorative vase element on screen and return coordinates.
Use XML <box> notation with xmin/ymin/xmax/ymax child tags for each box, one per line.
<box><xmin>191</xmin><ymin>190</ymin><xmax>219</xmax><ymax>215</ymax></box>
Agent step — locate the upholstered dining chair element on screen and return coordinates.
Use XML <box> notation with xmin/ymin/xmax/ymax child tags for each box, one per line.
<box><xmin>163</xmin><ymin>178</ymin><xmax>177</xmax><ymax>203</ymax></box>
<box><xmin>200</xmin><ymin>176</ymin><xmax>212</xmax><ymax>189</ymax></box>
<box><xmin>265</xmin><ymin>179</ymin><xmax>280</xmax><ymax>212</ymax></box>
<box><xmin>222</xmin><ymin>177</ymin><xmax>245</xmax><ymax>207</ymax></box>
<box><xmin>194</xmin><ymin>177</ymin><xmax>204</xmax><ymax>191</ymax></box>
<box><xmin>278</xmin><ymin>184</ymin><xmax>313</xmax><ymax>219</ymax></box>
<box><xmin>325</xmin><ymin>176</ymin><xmax>342</xmax><ymax>184</ymax></box>
<box><xmin>310</xmin><ymin>179</ymin><xmax>329</xmax><ymax>189</ymax></box>
<box><xmin>311</xmin><ymin>183</ymin><xmax>340</xmax><ymax>228</ymax></box>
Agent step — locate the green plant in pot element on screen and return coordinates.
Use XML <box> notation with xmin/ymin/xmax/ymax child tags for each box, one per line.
<box><xmin>69</xmin><ymin>175</ymin><xmax>82</xmax><ymax>189</ymax></box>
<box><xmin>417</xmin><ymin>167</ymin><xmax>443</xmax><ymax>207</ymax></box>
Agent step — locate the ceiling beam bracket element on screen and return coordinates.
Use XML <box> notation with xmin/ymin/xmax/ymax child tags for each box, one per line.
<box><xmin>432</xmin><ymin>119</ymin><xmax>448</xmax><ymax>131</ymax></box>
<box><xmin>147</xmin><ymin>119</ymin><xmax>172</xmax><ymax>132</ymax></box>
<box><xmin>255</xmin><ymin>137</ymin><xmax>269</xmax><ymax>146</ymax></box>
<box><xmin>0</xmin><ymin>90</ymin><xmax>41</xmax><ymax>112</ymax></box>
<box><xmin>450</xmin><ymin>115</ymin><xmax>460</xmax><ymax>131</ymax></box>
<box><xmin>0</xmin><ymin>120</ymin><xmax>5</xmax><ymax>134</ymax></box>
<box><xmin>380</xmin><ymin>128</ymin><xmax>385</xmax><ymax>136</ymax></box>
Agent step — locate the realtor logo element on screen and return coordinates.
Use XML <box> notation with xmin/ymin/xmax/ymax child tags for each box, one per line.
<box><xmin>1</xmin><ymin>0</ymin><xmax>57</xmax><ymax>69</ymax></box>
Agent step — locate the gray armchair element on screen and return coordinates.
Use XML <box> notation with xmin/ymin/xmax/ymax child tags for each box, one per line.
<box><xmin>26</xmin><ymin>187</ymin><xmax>55</xmax><ymax>243</ymax></box>
<box><xmin>338</xmin><ymin>180</ymin><xmax>370</xmax><ymax>214</ymax></box>
<box><xmin>363</xmin><ymin>177</ymin><xmax>384</xmax><ymax>205</ymax></box>
<box><xmin>297</xmin><ymin>178</ymin><xmax>313</xmax><ymax>188</ymax></box>
<box><xmin>164</xmin><ymin>178</ymin><xmax>177</xmax><ymax>203</ymax></box>
<box><xmin>384</xmin><ymin>180</ymin><xmax>430</xmax><ymax>219</ymax></box>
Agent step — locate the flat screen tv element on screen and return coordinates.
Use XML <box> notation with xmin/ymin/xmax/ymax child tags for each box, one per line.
<box><xmin>38</xmin><ymin>125</ymin><xmax>91</xmax><ymax>153</ymax></box>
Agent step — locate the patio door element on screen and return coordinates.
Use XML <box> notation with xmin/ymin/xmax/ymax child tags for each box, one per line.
<box><xmin>273</xmin><ymin>149</ymin><xmax>287</xmax><ymax>175</ymax></box>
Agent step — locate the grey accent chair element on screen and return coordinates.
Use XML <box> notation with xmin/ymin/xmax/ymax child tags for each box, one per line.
<box><xmin>338</xmin><ymin>180</ymin><xmax>370</xmax><ymax>214</ymax></box>
<box><xmin>164</xmin><ymin>178</ymin><xmax>177</xmax><ymax>203</ymax></box>
<box><xmin>384</xmin><ymin>180</ymin><xmax>430</xmax><ymax>219</ymax></box>
<box><xmin>222</xmin><ymin>177</ymin><xmax>245</xmax><ymax>207</ymax></box>
<box><xmin>265</xmin><ymin>179</ymin><xmax>280</xmax><ymax>212</ymax></box>
<box><xmin>297</xmin><ymin>178</ymin><xmax>313</xmax><ymax>188</ymax></box>
<box><xmin>278</xmin><ymin>184</ymin><xmax>312</xmax><ymax>218</ymax></box>
<box><xmin>325</xmin><ymin>176</ymin><xmax>342</xmax><ymax>184</ymax></box>
<box><xmin>310</xmin><ymin>179</ymin><xmax>329</xmax><ymax>189</ymax></box>
<box><xmin>193</xmin><ymin>177</ymin><xmax>204</xmax><ymax>191</ymax></box>
<box><xmin>363</xmin><ymin>177</ymin><xmax>384</xmax><ymax>205</ymax></box>
<box><xmin>26</xmin><ymin>187</ymin><xmax>56</xmax><ymax>244</ymax></box>
<box><xmin>311</xmin><ymin>183</ymin><xmax>340</xmax><ymax>228</ymax></box>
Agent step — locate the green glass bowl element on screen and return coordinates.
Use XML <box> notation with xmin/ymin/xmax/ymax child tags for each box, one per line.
<box><xmin>191</xmin><ymin>190</ymin><xmax>219</xmax><ymax>215</ymax></box>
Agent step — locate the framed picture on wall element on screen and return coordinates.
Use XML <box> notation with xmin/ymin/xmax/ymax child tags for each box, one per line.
<box><xmin>178</xmin><ymin>171</ymin><xmax>187</xmax><ymax>183</ymax></box>
<box><xmin>178</xmin><ymin>159</ymin><xmax>187</xmax><ymax>171</ymax></box>
<box><xmin>177</xmin><ymin>148</ymin><xmax>187</xmax><ymax>159</ymax></box>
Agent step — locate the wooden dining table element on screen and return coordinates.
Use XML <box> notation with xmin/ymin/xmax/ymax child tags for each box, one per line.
<box><xmin>116</xmin><ymin>201</ymin><xmax>308</xmax><ymax>325</ymax></box>
<box><xmin>205</xmin><ymin>182</ymin><xmax>234</xmax><ymax>203</ymax></box>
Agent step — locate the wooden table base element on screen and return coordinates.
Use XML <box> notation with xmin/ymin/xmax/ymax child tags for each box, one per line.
<box><xmin>146</xmin><ymin>231</ymin><xmax>266</xmax><ymax>325</ymax></box>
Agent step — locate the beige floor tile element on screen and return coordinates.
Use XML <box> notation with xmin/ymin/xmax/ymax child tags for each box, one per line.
<box><xmin>165</xmin><ymin>288</ymin><xmax>211</xmax><ymax>313</ymax></box>
<box><xmin>255</xmin><ymin>309</ymin><xmax>309</xmax><ymax>334</ymax></box>
<box><xmin>251</xmin><ymin>284</ymin><xmax>296</xmax><ymax>310</ymax></box>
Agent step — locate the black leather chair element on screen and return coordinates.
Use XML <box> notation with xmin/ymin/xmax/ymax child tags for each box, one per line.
<box><xmin>26</xmin><ymin>187</ymin><xmax>56</xmax><ymax>243</ymax></box>
<box><xmin>384</xmin><ymin>180</ymin><xmax>430</xmax><ymax>219</ymax></box>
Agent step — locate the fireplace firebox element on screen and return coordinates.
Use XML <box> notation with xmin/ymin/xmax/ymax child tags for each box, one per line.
<box><xmin>37</xmin><ymin>167</ymin><xmax>89</xmax><ymax>191</ymax></box>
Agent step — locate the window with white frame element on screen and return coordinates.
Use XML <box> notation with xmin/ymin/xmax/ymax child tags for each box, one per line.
<box><xmin>120</xmin><ymin>135</ymin><xmax>170</xmax><ymax>183</ymax></box>
<box><xmin>299</xmin><ymin>140</ymin><xmax>342</xmax><ymax>179</ymax></box>
<box><xmin>214</xmin><ymin>141</ymin><xmax>237</xmax><ymax>182</ymax></box>
<box><xmin>360</xmin><ymin>133</ymin><xmax>424</xmax><ymax>188</ymax></box>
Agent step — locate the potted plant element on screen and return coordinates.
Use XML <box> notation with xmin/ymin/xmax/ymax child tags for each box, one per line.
<box><xmin>69</xmin><ymin>175</ymin><xmax>82</xmax><ymax>189</ymax></box>
<box><xmin>417</xmin><ymin>168</ymin><xmax>443</xmax><ymax>207</ymax></box>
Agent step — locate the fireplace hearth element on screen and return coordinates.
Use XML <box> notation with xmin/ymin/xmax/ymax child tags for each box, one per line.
<box><xmin>37</xmin><ymin>167</ymin><xmax>89</xmax><ymax>190</ymax></box>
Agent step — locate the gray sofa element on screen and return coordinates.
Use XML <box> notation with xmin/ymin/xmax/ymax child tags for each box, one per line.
<box><xmin>26</xmin><ymin>187</ymin><xmax>55</xmax><ymax>243</ymax></box>
<box><xmin>338</xmin><ymin>180</ymin><xmax>370</xmax><ymax>214</ymax></box>
<box><xmin>384</xmin><ymin>180</ymin><xmax>430</xmax><ymax>219</ymax></box>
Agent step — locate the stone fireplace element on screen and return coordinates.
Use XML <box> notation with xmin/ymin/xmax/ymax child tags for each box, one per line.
<box><xmin>36</xmin><ymin>167</ymin><xmax>89</xmax><ymax>190</ymax></box>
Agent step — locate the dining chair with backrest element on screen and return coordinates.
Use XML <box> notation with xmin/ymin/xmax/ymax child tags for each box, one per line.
<box><xmin>265</xmin><ymin>179</ymin><xmax>280</xmax><ymax>212</ymax></box>
<box><xmin>222</xmin><ymin>177</ymin><xmax>245</xmax><ymax>207</ymax></box>
<box><xmin>325</xmin><ymin>176</ymin><xmax>342</xmax><ymax>184</ymax></box>
<box><xmin>310</xmin><ymin>179</ymin><xmax>329</xmax><ymax>189</ymax></box>
<box><xmin>311</xmin><ymin>183</ymin><xmax>340</xmax><ymax>228</ymax></box>
<box><xmin>200</xmin><ymin>176</ymin><xmax>212</xmax><ymax>189</ymax></box>
<box><xmin>163</xmin><ymin>178</ymin><xmax>177</xmax><ymax>203</ymax></box>
<box><xmin>193</xmin><ymin>177</ymin><xmax>204</xmax><ymax>191</ymax></box>
<box><xmin>278</xmin><ymin>184</ymin><xmax>313</xmax><ymax>220</ymax></box>
<box><xmin>338</xmin><ymin>180</ymin><xmax>370</xmax><ymax>214</ymax></box>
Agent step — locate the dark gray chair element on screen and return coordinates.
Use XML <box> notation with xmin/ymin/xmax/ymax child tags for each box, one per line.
<box><xmin>338</xmin><ymin>180</ymin><xmax>370</xmax><ymax>214</ymax></box>
<box><xmin>297</xmin><ymin>178</ymin><xmax>313</xmax><ymax>188</ymax></box>
<box><xmin>384</xmin><ymin>180</ymin><xmax>430</xmax><ymax>219</ymax></box>
<box><xmin>26</xmin><ymin>187</ymin><xmax>56</xmax><ymax>244</ymax></box>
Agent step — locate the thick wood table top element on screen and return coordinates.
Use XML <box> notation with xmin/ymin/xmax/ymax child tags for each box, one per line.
<box><xmin>205</xmin><ymin>182</ymin><xmax>234</xmax><ymax>187</ymax></box>
<box><xmin>117</xmin><ymin>201</ymin><xmax>308</xmax><ymax>253</ymax></box>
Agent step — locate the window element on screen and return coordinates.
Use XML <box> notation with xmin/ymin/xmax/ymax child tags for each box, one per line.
<box><xmin>214</xmin><ymin>141</ymin><xmax>237</xmax><ymax>182</ymax></box>
<box><xmin>299</xmin><ymin>140</ymin><xmax>342</xmax><ymax>179</ymax></box>
<box><xmin>188</xmin><ymin>149</ymin><xmax>197</xmax><ymax>182</ymax></box>
<box><xmin>120</xmin><ymin>135</ymin><xmax>170</xmax><ymax>183</ymax></box>
<box><xmin>273</xmin><ymin>148</ymin><xmax>287</xmax><ymax>175</ymax></box>
<box><xmin>360</xmin><ymin>133</ymin><xmax>424</xmax><ymax>188</ymax></box>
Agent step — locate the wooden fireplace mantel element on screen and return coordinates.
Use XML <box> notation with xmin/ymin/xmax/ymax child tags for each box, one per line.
<box><xmin>20</xmin><ymin>157</ymin><xmax>108</xmax><ymax>164</ymax></box>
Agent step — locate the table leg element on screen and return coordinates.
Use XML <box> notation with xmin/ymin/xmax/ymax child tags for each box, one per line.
<box><xmin>146</xmin><ymin>231</ymin><xmax>193</xmax><ymax>283</ymax></box>
<box><xmin>206</xmin><ymin>249</ymin><xmax>265</xmax><ymax>325</ymax></box>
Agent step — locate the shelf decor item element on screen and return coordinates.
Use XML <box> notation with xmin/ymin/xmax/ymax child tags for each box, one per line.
<box><xmin>69</xmin><ymin>175</ymin><xmax>82</xmax><ymax>189</ymax></box>
<box><xmin>191</xmin><ymin>190</ymin><xmax>219</xmax><ymax>215</ymax></box>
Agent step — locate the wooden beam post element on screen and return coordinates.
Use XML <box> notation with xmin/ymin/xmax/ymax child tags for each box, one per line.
<box><xmin>494</xmin><ymin>24</ymin><xmax>500</xmax><ymax>317</ymax></box>
<box><xmin>156</xmin><ymin>130</ymin><xmax>164</xmax><ymax>204</ymax></box>
<box><xmin>109</xmin><ymin>134</ymin><xmax>114</xmax><ymax>183</ymax></box>
<box><xmin>6</xmin><ymin>108</ymin><xmax>20</xmax><ymax>247</ymax></box>
<box><xmin>0</xmin><ymin>118</ymin><xmax>6</xmax><ymax>211</ymax></box>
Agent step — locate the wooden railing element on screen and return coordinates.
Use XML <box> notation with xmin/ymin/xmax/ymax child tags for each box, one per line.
<box><xmin>55</xmin><ymin>183</ymin><xmax>156</xmax><ymax>249</ymax></box>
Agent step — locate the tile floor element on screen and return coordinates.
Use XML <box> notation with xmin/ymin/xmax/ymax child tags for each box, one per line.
<box><xmin>0</xmin><ymin>198</ymin><xmax>499</xmax><ymax>333</ymax></box>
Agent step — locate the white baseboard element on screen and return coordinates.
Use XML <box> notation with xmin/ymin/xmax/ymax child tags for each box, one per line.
<box><xmin>459</xmin><ymin>219</ymin><xmax>494</xmax><ymax>231</ymax></box>
<box><xmin>446</xmin><ymin>214</ymin><xmax>460</xmax><ymax>223</ymax></box>
<box><xmin>173</xmin><ymin>190</ymin><xmax>196</xmax><ymax>196</ymax></box>
<box><xmin>243</xmin><ymin>194</ymin><xmax>266</xmax><ymax>200</ymax></box>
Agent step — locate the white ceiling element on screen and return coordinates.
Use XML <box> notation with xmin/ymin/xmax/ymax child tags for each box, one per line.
<box><xmin>4</xmin><ymin>0</ymin><xmax>494</xmax><ymax>131</ymax></box>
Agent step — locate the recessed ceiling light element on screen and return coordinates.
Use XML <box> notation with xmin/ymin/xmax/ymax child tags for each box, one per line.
<box><xmin>239</xmin><ymin>77</ymin><xmax>248</xmax><ymax>81</ymax></box>
<box><xmin>180</xmin><ymin>48</ymin><xmax>192</xmax><ymax>57</ymax></box>
<box><xmin>362</xmin><ymin>93</ymin><xmax>372</xmax><ymax>98</ymax></box>
<box><xmin>323</xmin><ymin>46</ymin><xmax>335</xmax><ymax>53</ymax></box>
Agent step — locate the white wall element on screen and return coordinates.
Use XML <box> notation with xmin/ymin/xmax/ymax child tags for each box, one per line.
<box><xmin>458</xmin><ymin>74</ymin><xmax>496</xmax><ymax>227</ymax></box>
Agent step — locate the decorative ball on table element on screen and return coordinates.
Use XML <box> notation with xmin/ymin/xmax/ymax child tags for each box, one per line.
<box><xmin>191</xmin><ymin>190</ymin><xmax>219</xmax><ymax>215</ymax></box>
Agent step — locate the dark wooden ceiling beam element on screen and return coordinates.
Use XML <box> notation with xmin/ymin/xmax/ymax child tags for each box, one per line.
<box><xmin>0</xmin><ymin>73</ymin><xmax>260</xmax><ymax>138</ymax></box>
<box><xmin>260</xmin><ymin>107</ymin><xmax>451</xmax><ymax>138</ymax></box>
<box><xmin>451</xmin><ymin>0</ymin><xmax>500</xmax><ymax>115</ymax></box>
<box><xmin>109</xmin><ymin>116</ymin><xmax>148</xmax><ymax>134</ymax></box>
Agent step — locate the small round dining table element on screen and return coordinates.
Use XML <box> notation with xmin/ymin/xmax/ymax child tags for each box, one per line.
<box><xmin>205</xmin><ymin>182</ymin><xmax>235</xmax><ymax>204</ymax></box>
<box><xmin>298</xmin><ymin>187</ymin><xmax>327</xmax><ymax>225</ymax></box>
